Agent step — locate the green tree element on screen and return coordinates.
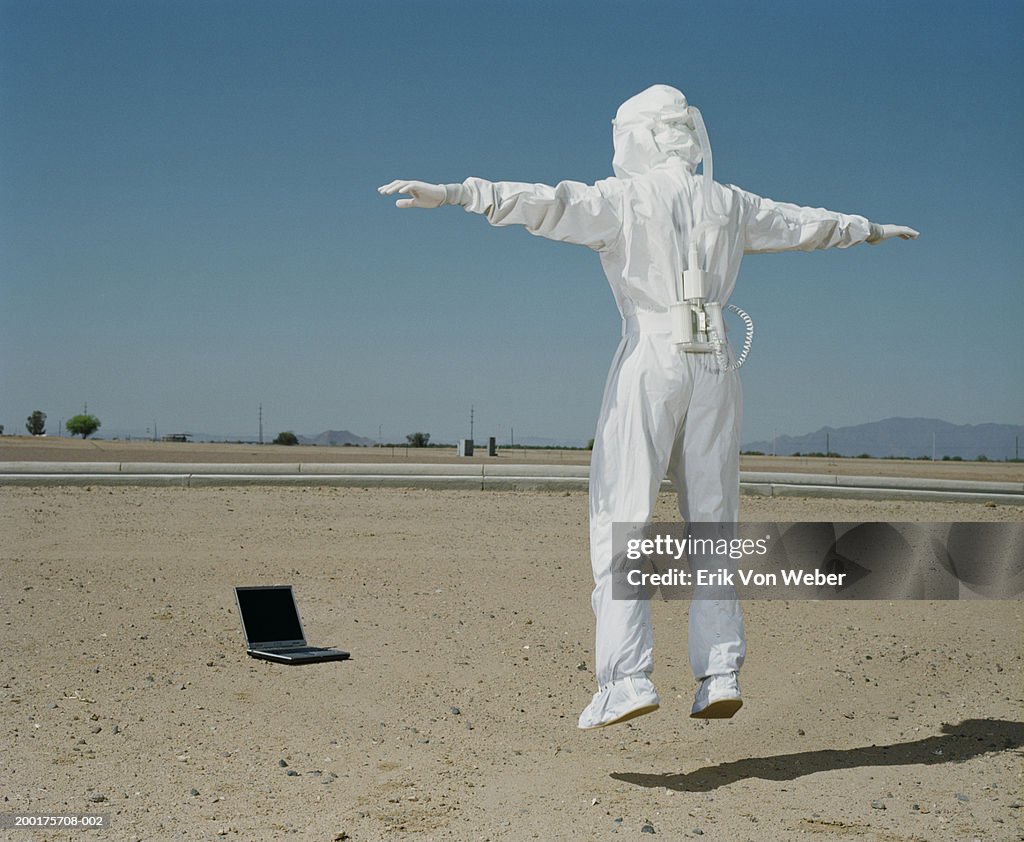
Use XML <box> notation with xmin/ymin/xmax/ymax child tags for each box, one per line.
<box><xmin>273</xmin><ymin>431</ymin><xmax>299</xmax><ymax>446</ymax></box>
<box><xmin>406</xmin><ymin>432</ymin><xmax>430</xmax><ymax>447</ymax></box>
<box><xmin>66</xmin><ymin>414</ymin><xmax>101</xmax><ymax>438</ymax></box>
<box><xmin>26</xmin><ymin>410</ymin><xmax>46</xmax><ymax>436</ymax></box>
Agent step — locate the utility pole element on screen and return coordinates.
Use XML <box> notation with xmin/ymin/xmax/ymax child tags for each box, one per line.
<box><xmin>469</xmin><ymin>405</ymin><xmax>474</xmax><ymax>443</ymax></box>
<box><xmin>258</xmin><ymin>404</ymin><xmax>263</xmax><ymax>445</ymax></box>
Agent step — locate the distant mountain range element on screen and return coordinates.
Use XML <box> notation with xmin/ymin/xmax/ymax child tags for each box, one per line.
<box><xmin>743</xmin><ymin>417</ymin><xmax>1023</xmax><ymax>461</ymax></box>
<box><xmin>296</xmin><ymin>430</ymin><xmax>375</xmax><ymax>447</ymax></box>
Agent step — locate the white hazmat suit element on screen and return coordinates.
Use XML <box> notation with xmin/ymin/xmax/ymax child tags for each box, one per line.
<box><xmin>379</xmin><ymin>84</ymin><xmax>917</xmax><ymax>729</ymax></box>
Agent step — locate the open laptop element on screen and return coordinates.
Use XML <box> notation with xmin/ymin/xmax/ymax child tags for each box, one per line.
<box><xmin>234</xmin><ymin>585</ymin><xmax>350</xmax><ymax>664</ymax></box>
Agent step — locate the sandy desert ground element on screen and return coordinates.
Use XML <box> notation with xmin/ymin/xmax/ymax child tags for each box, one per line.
<box><xmin>1</xmin><ymin>448</ymin><xmax>1022</xmax><ymax>840</ymax></box>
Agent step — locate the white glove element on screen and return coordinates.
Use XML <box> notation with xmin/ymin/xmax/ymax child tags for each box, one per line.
<box><xmin>377</xmin><ymin>180</ymin><xmax>467</xmax><ymax>209</ymax></box>
<box><xmin>868</xmin><ymin>223</ymin><xmax>920</xmax><ymax>244</ymax></box>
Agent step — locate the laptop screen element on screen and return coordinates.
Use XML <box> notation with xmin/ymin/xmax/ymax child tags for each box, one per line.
<box><xmin>236</xmin><ymin>586</ymin><xmax>305</xmax><ymax>645</ymax></box>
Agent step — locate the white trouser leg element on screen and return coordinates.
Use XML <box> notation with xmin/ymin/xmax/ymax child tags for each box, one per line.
<box><xmin>588</xmin><ymin>333</ymin><xmax>689</xmax><ymax>687</ymax></box>
<box><xmin>665</xmin><ymin>361</ymin><xmax>747</xmax><ymax>679</ymax></box>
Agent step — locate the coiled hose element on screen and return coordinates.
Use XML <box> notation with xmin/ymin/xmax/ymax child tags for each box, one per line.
<box><xmin>712</xmin><ymin>303</ymin><xmax>754</xmax><ymax>372</ymax></box>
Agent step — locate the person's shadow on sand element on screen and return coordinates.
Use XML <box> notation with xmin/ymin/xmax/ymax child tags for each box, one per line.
<box><xmin>611</xmin><ymin>719</ymin><xmax>1024</xmax><ymax>792</ymax></box>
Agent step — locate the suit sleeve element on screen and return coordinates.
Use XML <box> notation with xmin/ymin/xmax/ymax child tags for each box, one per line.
<box><xmin>737</xmin><ymin>187</ymin><xmax>873</xmax><ymax>254</ymax></box>
<box><xmin>458</xmin><ymin>177</ymin><xmax>623</xmax><ymax>252</ymax></box>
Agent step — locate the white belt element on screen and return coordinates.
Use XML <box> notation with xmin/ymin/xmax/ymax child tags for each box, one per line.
<box><xmin>623</xmin><ymin>309</ymin><xmax>673</xmax><ymax>335</ymax></box>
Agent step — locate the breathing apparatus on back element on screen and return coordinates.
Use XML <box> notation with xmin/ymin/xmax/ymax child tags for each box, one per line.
<box><xmin>668</xmin><ymin>104</ymin><xmax>754</xmax><ymax>372</ymax></box>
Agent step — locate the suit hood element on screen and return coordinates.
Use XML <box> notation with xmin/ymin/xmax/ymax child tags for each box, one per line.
<box><xmin>612</xmin><ymin>85</ymin><xmax>703</xmax><ymax>178</ymax></box>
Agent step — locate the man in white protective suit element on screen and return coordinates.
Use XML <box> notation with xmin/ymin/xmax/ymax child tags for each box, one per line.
<box><xmin>379</xmin><ymin>84</ymin><xmax>917</xmax><ymax>730</ymax></box>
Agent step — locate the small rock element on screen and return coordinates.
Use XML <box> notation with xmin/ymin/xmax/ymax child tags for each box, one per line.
<box><xmin>577</xmin><ymin>662</ymin><xmax>588</xmax><ymax>671</ymax></box>
<box><xmin>450</xmin><ymin>707</ymin><xmax>461</xmax><ymax>715</ymax></box>
<box><xmin>88</xmin><ymin>794</ymin><xmax>107</xmax><ymax>803</ymax></box>
<box><xmin>641</xmin><ymin>823</ymin><xmax>655</xmax><ymax>834</ymax></box>
<box><xmin>334</xmin><ymin>834</ymin><xmax>351</xmax><ymax>841</ymax></box>
<box><xmin>956</xmin><ymin>793</ymin><xmax>969</xmax><ymax>802</ymax></box>
<box><xmin>871</xmin><ymin>800</ymin><xmax>885</xmax><ymax>810</ymax></box>
<box><xmin>286</xmin><ymin>770</ymin><xmax>299</xmax><ymax>777</ymax></box>
<box><xmin>797</xmin><ymin>729</ymin><xmax>805</xmax><ymax>736</ymax></box>
<box><xmin>190</xmin><ymin>788</ymin><xmax>200</xmax><ymax>796</ymax></box>
<box><xmin>278</xmin><ymin>759</ymin><xmax>288</xmax><ymax>768</ymax></box>
<box><xmin>693</xmin><ymin>830</ymin><xmax>704</xmax><ymax>836</ymax></box>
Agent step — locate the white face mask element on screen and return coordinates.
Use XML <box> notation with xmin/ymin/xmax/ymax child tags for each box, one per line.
<box><xmin>611</xmin><ymin>85</ymin><xmax>703</xmax><ymax>178</ymax></box>
<box><xmin>652</xmin><ymin>121</ymin><xmax>702</xmax><ymax>165</ymax></box>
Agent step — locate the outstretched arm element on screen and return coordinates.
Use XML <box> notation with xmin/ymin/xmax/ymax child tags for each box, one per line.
<box><xmin>738</xmin><ymin>188</ymin><xmax>918</xmax><ymax>254</ymax></box>
<box><xmin>378</xmin><ymin>178</ymin><xmax>622</xmax><ymax>252</ymax></box>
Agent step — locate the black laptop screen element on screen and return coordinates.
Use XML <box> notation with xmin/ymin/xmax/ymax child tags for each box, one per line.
<box><xmin>236</xmin><ymin>587</ymin><xmax>304</xmax><ymax>644</ymax></box>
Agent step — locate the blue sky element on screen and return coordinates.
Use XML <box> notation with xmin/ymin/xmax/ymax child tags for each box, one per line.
<box><xmin>2</xmin><ymin>0</ymin><xmax>1021</xmax><ymax>445</ymax></box>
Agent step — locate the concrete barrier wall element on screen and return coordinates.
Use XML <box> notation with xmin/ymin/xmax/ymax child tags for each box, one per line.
<box><xmin>1</xmin><ymin>462</ymin><xmax>1022</xmax><ymax>504</ymax></box>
